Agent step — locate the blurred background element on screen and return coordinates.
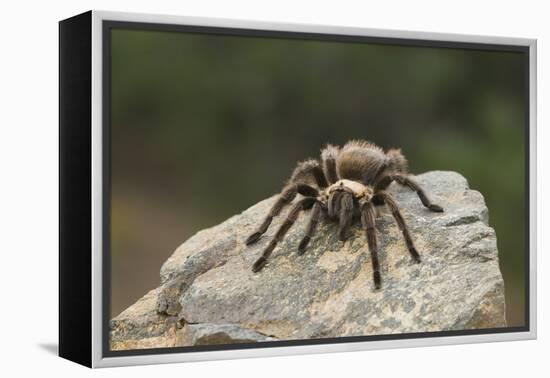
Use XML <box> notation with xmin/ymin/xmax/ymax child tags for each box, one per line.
<box><xmin>109</xmin><ymin>28</ymin><xmax>526</xmax><ymax>326</ymax></box>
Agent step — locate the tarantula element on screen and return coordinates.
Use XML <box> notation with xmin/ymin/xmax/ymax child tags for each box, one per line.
<box><xmin>245</xmin><ymin>140</ymin><xmax>444</xmax><ymax>289</ymax></box>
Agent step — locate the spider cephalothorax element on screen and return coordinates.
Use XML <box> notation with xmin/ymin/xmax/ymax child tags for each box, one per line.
<box><xmin>245</xmin><ymin>140</ymin><xmax>444</xmax><ymax>289</ymax></box>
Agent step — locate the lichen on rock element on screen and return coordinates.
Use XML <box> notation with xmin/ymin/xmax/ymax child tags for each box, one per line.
<box><xmin>110</xmin><ymin>171</ymin><xmax>506</xmax><ymax>351</ymax></box>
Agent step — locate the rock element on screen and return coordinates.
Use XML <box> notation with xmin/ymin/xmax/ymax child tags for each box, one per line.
<box><xmin>184</xmin><ymin>324</ymin><xmax>276</xmax><ymax>345</ymax></box>
<box><xmin>110</xmin><ymin>171</ymin><xmax>506</xmax><ymax>350</ymax></box>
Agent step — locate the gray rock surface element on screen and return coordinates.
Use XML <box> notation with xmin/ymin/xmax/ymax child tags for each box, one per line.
<box><xmin>110</xmin><ymin>171</ymin><xmax>506</xmax><ymax>350</ymax></box>
<box><xmin>185</xmin><ymin>323</ymin><xmax>277</xmax><ymax>345</ymax></box>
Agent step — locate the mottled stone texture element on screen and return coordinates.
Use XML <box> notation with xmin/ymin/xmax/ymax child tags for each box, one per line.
<box><xmin>110</xmin><ymin>171</ymin><xmax>506</xmax><ymax>350</ymax></box>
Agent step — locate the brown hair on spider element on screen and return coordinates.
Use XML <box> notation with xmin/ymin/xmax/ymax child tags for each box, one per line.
<box><xmin>245</xmin><ymin>139</ymin><xmax>443</xmax><ymax>289</ymax></box>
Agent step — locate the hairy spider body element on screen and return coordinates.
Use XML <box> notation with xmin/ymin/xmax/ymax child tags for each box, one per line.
<box><xmin>246</xmin><ymin>140</ymin><xmax>443</xmax><ymax>289</ymax></box>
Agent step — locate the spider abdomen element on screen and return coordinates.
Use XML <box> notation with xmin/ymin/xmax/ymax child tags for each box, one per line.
<box><xmin>336</xmin><ymin>140</ymin><xmax>386</xmax><ymax>184</ymax></box>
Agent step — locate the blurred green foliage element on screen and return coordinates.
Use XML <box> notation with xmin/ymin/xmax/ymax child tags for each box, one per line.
<box><xmin>110</xmin><ymin>28</ymin><xmax>526</xmax><ymax>325</ymax></box>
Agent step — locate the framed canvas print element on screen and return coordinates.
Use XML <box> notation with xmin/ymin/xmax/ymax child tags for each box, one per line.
<box><xmin>59</xmin><ymin>10</ymin><xmax>537</xmax><ymax>368</ymax></box>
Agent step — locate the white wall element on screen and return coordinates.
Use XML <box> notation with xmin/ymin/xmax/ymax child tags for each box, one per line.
<box><xmin>0</xmin><ymin>0</ymin><xmax>546</xmax><ymax>376</ymax></box>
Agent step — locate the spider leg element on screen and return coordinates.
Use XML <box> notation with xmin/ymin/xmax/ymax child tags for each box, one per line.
<box><xmin>361</xmin><ymin>201</ymin><xmax>381</xmax><ymax>289</ymax></box>
<box><xmin>252</xmin><ymin>197</ymin><xmax>315</xmax><ymax>272</ymax></box>
<box><xmin>246</xmin><ymin>160</ymin><xmax>327</xmax><ymax>246</ymax></box>
<box><xmin>298</xmin><ymin>201</ymin><xmax>323</xmax><ymax>254</ymax></box>
<box><xmin>327</xmin><ymin>191</ymin><xmax>342</xmax><ymax>219</ymax></box>
<box><xmin>376</xmin><ymin>174</ymin><xmax>443</xmax><ymax>212</ymax></box>
<box><xmin>374</xmin><ymin>191</ymin><xmax>421</xmax><ymax>263</ymax></box>
<box><xmin>289</xmin><ymin>159</ymin><xmax>329</xmax><ymax>189</ymax></box>
<box><xmin>338</xmin><ymin>192</ymin><xmax>354</xmax><ymax>241</ymax></box>
<box><xmin>245</xmin><ymin>183</ymin><xmax>319</xmax><ymax>245</ymax></box>
<box><xmin>321</xmin><ymin>144</ymin><xmax>340</xmax><ymax>184</ymax></box>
